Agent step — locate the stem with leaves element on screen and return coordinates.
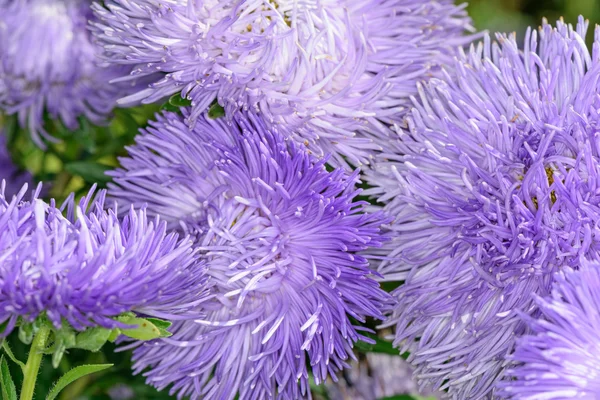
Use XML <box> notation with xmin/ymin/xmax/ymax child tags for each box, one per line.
<box><xmin>20</xmin><ymin>324</ymin><xmax>50</xmax><ymax>400</ymax></box>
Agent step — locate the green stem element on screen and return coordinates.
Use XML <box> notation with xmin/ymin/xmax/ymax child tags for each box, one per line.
<box><xmin>20</xmin><ymin>325</ymin><xmax>50</xmax><ymax>400</ymax></box>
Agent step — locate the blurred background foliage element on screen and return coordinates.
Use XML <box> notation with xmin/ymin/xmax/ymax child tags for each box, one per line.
<box><xmin>2</xmin><ymin>1</ymin><xmax>599</xmax><ymax>399</ymax></box>
<box><xmin>468</xmin><ymin>0</ymin><xmax>600</xmax><ymax>44</ymax></box>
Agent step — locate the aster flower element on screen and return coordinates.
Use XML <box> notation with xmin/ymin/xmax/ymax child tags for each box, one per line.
<box><xmin>110</xmin><ymin>110</ymin><xmax>391</xmax><ymax>399</ymax></box>
<box><xmin>365</xmin><ymin>17</ymin><xmax>600</xmax><ymax>398</ymax></box>
<box><xmin>0</xmin><ymin>0</ymin><xmax>140</xmax><ymax>147</ymax></box>
<box><xmin>500</xmin><ymin>262</ymin><xmax>600</xmax><ymax>399</ymax></box>
<box><xmin>0</xmin><ymin>183</ymin><xmax>208</xmax><ymax>335</ymax></box>
<box><xmin>91</xmin><ymin>0</ymin><xmax>476</xmax><ymax>166</ymax></box>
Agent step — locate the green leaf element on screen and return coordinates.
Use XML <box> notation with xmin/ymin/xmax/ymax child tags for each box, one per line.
<box><xmin>354</xmin><ymin>334</ymin><xmax>398</xmax><ymax>355</ymax></box>
<box><xmin>161</xmin><ymin>102</ymin><xmax>180</xmax><ymax>113</ymax></box>
<box><xmin>208</xmin><ymin>102</ymin><xmax>225</xmax><ymax>119</ymax></box>
<box><xmin>168</xmin><ymin>93</ymin><xmax>192</xmax><ymax>108</ymax></box>
<box><xmin>0</xmin><ymin>356</ymin><xmax>16</xmax><ymax>400</ymax></box>
<box><xmin>118</xmin><ymin>316</ymin><xmax>163</xmax><ymax>341</ymax></box>
<box><xmin>1</xmin><ymin>341</ymin><xmax>25</xmax><ymax>372</ymax></box>
<box><xmin>145</xmin><ymin>318</ymin><xmax>173</xmax><ymax>338</ymax></box>
<box><xmin>64</xmin><ymin>161</ymin><xmax>111</xmax><ymax>184</ymax></box>
<box><xmin>144</xmin><ymin>318</ymin><xmax>172</xmax><ymax>330</ymax></box>
<box><xmin>380</xmin><ymin>280</ymin><xmax>404</xmax><ymax>293</ymax></box>
<box><xmin>107</xmin><ymin>329</ymin><xmax>121</xmax><ymax>343</ymax></box>
<box><xmin>46</xmin><ymin>364</ymin><xmax>113</xmax><ymax>400</ymax></box>
<box><xmin>51</xmin><ymin>325</ymin><xmax>77</xmax><ymax>368</ymax></box>
<box><xmin>18</xmin><ymin>323</ymin><xmax>34</xmax><ymax>345</ymax></box>
<box><xmin>73</xmin><ymin>327</ymin><xmax>112</xmax><ymax>352</ymax></box>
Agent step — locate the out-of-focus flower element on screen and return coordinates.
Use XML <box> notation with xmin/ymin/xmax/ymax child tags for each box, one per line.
<box><xmin>108</xmin><ymin>384</ymin><xmax>136</xmax><ymax>400</ymax></box>
<box><xmin>324</xmin><ymin>353</ymin><xmax>439</xmax><ymax>400</ymax></box>
<box><xmin>0</xmin><ymin>183</ymin><xmax>208</xmax><ymax>334</ymax></box>
<box><xmin>500</xmin><ymin>262</ymin><xmax>600</xmax><ymax>399</ymax></box>
<box><xmin>0</xmin><ymin>0</ymin><xmax>139</xmax><ymax>146</ymax></box>
<box><xmin>365</xmin><ymin>17</ymin><xmax>600</xmax><ymax>398</ymax></box>
<box><xmin>111</xmin><ymin>110</ymin><xmax>391</xmax><ymax>399</ymax></box>
<box><xmin>0</xmin><ymin>132</ymin><xmax>33</xmax><ymax>199</ymax></box>
<box><xmin>92</xmin><ymin>0</ymin><xmax>476</xmax><ymax>166</ymax></box>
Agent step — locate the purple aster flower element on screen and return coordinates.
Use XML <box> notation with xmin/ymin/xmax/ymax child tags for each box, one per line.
<box><xmin>365</xmin><ymin>17</ymin><xmax>600</xmax><ymax>398</ymax></box>
<box><xmin>91</xmin><ymin>0</ymin><xmax>476</xmax><ymax>166</ymax></box>
<box><xmin>0</xmin><ymin>0</ymin><xmax>140</xmax><ymax>147</ymax></box>
<box><xmin>499</xmin><ymin>262</ymin><xmax>600</xmax><ymax>399</ymax></box>
<box><xmin>110</xmin><ymin>110</ymin><xmax>392</xmax><ymax>399</ymax></box>
<box><xmin>0</xmin><ymin>183</ymin><xmax>208</xmax><ymax>335</ymax></box>
<box><xmin>0</xmin><ymin>131</ymin><xmax>33</xmax><ymax>199</ymax></box>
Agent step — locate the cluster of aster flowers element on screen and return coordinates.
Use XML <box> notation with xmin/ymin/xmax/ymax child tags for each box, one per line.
<box><xmin>4</xmin><ymin>0</ymin><xmax>600</xmax><ymax>398</ymax></box>
<box><xmin>0</xmin><ymin>0</ymin><xmax>139</xmax><ymax>146</ymax></box>
<box><xmin>366</xmin><ymin>15</ymin><xmax>600</xmax><ymax>399</ymax></box>
<box><xmin>110</xmin><ymin>111</ymin><xmax>392</xmax><ymax>399</ymax></box>
<box><xmin>91</xmin><ymin>0</ymin><xmax>477</xmax><ymax>166</ymax></box>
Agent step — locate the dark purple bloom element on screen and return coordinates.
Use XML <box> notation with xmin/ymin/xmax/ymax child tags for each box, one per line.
<box><xmin>365</xmin><ymin>17</ymin><xmax>600</xmax><ymax>398</ymax></box>
<box><xmin>92</xmin><ymin>0</ymin><xmax>476</xmax><ymax>166</ymax></box>
<box><xmin>500</xmin><ymin>262</ymin><xmax>600</xmax><ymax>399</ymax></box>
<box><xmin>111</xmin><ymin>110</ymin><xmax>391</xmax><ymax>399</ymax></box>
<box><xmin>0</xmin><ymin>0</ymin><xmax>139</xmax><ymax>146</ymax></box>
<box><xmin>0</xmin><ymin>183</ymin><xmax>208</xmax><ymax>334</ymax></box>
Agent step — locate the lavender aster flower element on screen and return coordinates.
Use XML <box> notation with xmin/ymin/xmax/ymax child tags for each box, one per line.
<box><xmin>365</xmin><ymin>17</ymin><xmax>600</xmax><ymax>398</ymax></box>
<box><xmin>500</xmin><ymin>262</ymin><xmax>600</xmax><ymax>399</ymax></box>
<box><xmin>0</xmin><ymin>0</ymin><xmax>139</xmax><ymax>146</ymax></box>
<box><xmin>111</xmin><ymin>110</ymin><xmax>391</xmax><ymax>399</ymax></box>
<box><xmin>92</xmin><ymin>0</ymin><xmax>475</xmax><ymax>166</ymax></box>
<box><xmin>0</xmin><ymin>183</ymin><xmax>207</xmax><ymax>334</ymax></box>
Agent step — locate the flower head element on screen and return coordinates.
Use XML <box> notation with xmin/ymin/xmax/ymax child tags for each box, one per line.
<box><xmin>111</xmin><ymin>110</ymin><xmax>391</xmax><ymax>399</ymax></box>
<box><xmin>92</xmin><ymin>0</ymin><xmax>475</xmax><ymax>166</ymax></box>
<box><xmin>365</xmin><ymin>17</ymin><xmax>600</xmax><ymax>398</ymax></box>
<box><xmin>0</xmin><ymin>0</ymin><xmax>139</xmax><ymax>146</ymax></box>
<box><xmin>500</xmin><ymin>262</ymin><xmax>600</xmax><ymax>399</ymax></box>
<box><xmin>0</xmin><ymin>183</ymin><xmax>207</xmax><ymax>334</ymax></box>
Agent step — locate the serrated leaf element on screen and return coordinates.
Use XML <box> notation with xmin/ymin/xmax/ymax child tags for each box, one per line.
<box><xmin>208</xmin><ymin>102</ymin><xmax>225</xmax><ymax>119</ymax></box>
<box><xmin>168</xmin><ymin>93</ymin><xmax>192</xmax><ymax>108</ymax></box>
<box><xmin>118</xmin><ymin>316</ymin><xmax>162</xmax><ymax>341</ymax></box>
<box><xmin>64</xmin><ymin>161</ymin><xmax>111</xmax><ymax>183</ymax></box>
<box><xmin>0</xmin><ymin>356</ymin><xmax>16</xmax><ymax>400</ymax></box>
<box><xmin>46</xmin><ymin>364</ymin><xmax>113</xmax><ymax>400</ymax></box>
<box><xmin>73</xmin><ymin>327</ymin><xmax>111</xmax><ymax>352</ymax></box>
